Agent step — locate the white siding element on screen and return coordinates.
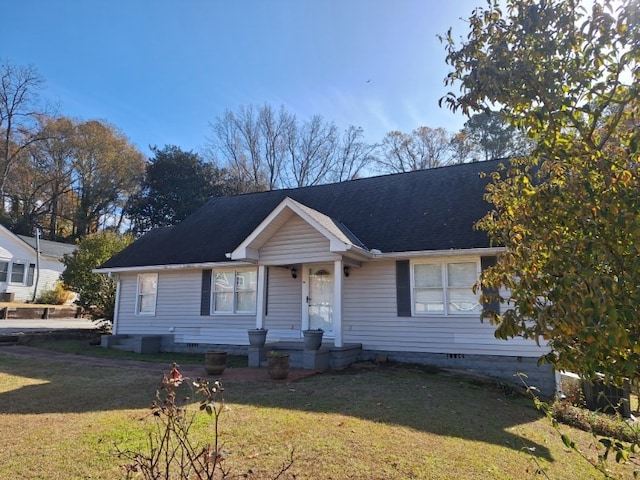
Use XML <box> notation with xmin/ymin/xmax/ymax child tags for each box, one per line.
<box><xmin>116</xmin><ymin>270</ymin><xmax>256</xmax><ymax>344</ymax></box>
<box><xmin>259</xmin><ymin>216</ymin><xmax>336</xmax><ymax>264</ymax></box>
<box><xmin>115</xmin><ymin>255</ymin><xmax>547</xmax><ymax>358</ymax></box>
<box><xmin>264</xmin><ymin>266</ymin><xmax>303</xmax><ymax>340</ymax></box>
<box><xmin>0</xmin><ymin>229</ymin><xmax>66</xmax><ymax>302</ymax></box>
<box><xmin>342</xmin><ymin>257</ymin><xmax>547</xmax><ymax>358</ymax></box>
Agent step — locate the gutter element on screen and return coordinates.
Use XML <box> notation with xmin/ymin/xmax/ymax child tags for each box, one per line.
<box><xmin>370</xmin><ymin>246</ymin><xmax>505</xmax><ymax>259</ymax></box>
<box><xmin>93</xmin><ymin>247</ymin><xmax>504</xmax><ymax>274</ymax></box>
<box><xmin>93</xmin><ymin>260</ymin><xmax>256</xmax><ymax>275</ymax></box>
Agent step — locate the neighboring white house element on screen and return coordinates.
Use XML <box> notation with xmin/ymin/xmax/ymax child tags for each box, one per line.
<box><xmin>0</xmin><ymin>224</ymin><xmax>76</xmax><ymax>302</ymax></box>
<box><xmin>96</xmin><ymin>159</ymin><xmax>556</xmax><ymax>396</ymax></box>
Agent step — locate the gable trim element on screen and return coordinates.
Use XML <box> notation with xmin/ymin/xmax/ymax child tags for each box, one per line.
<box><xmin>230</xmin><ymin>197</ymin><xmax>372</xmax><ymax>262</ymax></box>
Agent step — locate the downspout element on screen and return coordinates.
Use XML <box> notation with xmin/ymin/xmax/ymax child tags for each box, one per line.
<box><xmin>31</xmin><ymin>228</ymin><xmax>41</xmax><ymax>302</ymax></box>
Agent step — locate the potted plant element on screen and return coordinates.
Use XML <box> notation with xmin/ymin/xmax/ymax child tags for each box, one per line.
<box><xmin>267</xmin><ymin>350</ymin><xmax>290</xmax><ymax>380</ymax></box>
<box><xmin>247</xmin><ymin>328</ymin><xmax>268</xmax><ymax>347</ymax></box>
<box><xmin>204</xmin><ymin>351</ymin><xmax>227</xmax><ymax>375</ymax></box>
<box><xmin>302</xmin><ymin>328</ymin><xmax>324</xmax><ymax>350</ymax></box>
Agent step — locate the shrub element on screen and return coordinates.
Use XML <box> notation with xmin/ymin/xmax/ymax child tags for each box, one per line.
<box><xmin>551</xmin><ymin>400</ymin><xmax>640</xmax><ymax>444</ymax></box>
<box><xmin>35</xmin><ymin>281</ymin><xmax>75</xmax><ymax>305</ymax></box>
<box><xmin>115</xmin><ymin>364</ymin><xmax>294</xmax><ymax>479</ymax></box>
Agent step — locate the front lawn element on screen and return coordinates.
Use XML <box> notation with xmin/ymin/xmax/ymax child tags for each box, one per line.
<box><xmin>17</xmin><ymin>330</ymin><xmax>248</xmax><ymax>368</ymax></box>
<box><xmin>0</xmin><ymin>346</ymin><xmax>636</xmax><ymax>479</ymax></box>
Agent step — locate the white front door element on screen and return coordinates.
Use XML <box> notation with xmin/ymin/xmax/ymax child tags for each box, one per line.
<box><xmin>303</xmin><ymin>264</ymin><xmax>334</xmax><ymax>336</ymax></box>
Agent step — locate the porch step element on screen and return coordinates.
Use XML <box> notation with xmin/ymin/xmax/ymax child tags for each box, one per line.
<box><xmin>251</xmin><ymin>342</ymin><xmax>361</xmax><ymax>371</ymax></box>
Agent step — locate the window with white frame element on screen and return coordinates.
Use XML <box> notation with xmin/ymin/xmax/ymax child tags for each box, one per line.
<box><xmin>137</xmin><ymin>273</ymin><xmax>158</xmax><ymax>315</ymax></box>
<box><xmin>9</xmin><ymin>262</ymin><xmax>34</xmax><ymax>286</ymax></box>
<box><xmin>0</xmin><ymin>261</ymin><xmax>8</xmax><ymax>282</ymax></box>
<box><xmin>413</xmin><ymin>261</ymin><xmax>481</xmax><ymax>315</ymax></box>
<box><xmin>212</xmin><ymin>268</ymin><xmax>257</xmax><ymax>314</ymax></box>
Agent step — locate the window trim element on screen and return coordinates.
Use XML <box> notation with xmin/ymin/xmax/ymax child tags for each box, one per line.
<box><xmin>9</xmin><ymin>261</ymin><xmax>35</xmax><ymax>286</ymax></box>
<box><xmin>136</xmin><ymin>272</ymin><xmax>158</xmax><ymax>316</ymax></box>
<box><xmin>411</xmin><ymin>259</ymin><xmax>481</xmax><ymax>316</ymax></box>
<box><xmin>210</xmin><ymin>267</ymin><xmax>257</xmax><ymax>315</ymax></box>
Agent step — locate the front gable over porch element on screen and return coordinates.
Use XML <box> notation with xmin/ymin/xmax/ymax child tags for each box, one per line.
<box><xmin>230</xmin><ymin>197</ymin><xmax>372</xmax><ymax>265</ymax></box>
<box><xmin>230</xmin><ymin>197</ymin><xmax>372</xmax><ymax>348</ymax></box>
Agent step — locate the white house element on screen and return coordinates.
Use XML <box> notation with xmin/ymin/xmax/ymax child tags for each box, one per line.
<box><xmin>0</xmin><ymin>225</ymin><xmax>76</xmax><ymax>302</ymax></box>
<box><xmin>96</xmin><ymin>160</ymin><xmax>556</xmax><ymax>395</ymax></box>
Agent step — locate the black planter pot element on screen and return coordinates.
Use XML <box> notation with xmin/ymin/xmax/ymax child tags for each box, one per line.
<box><xmin>302</xmin><ymin>329</ymin><xmax>323</xmax><ymax>350</ymax></box>
<box><xmin>248</xmin><ymin>328</ymin><xmax>268</xmax><ymax>347</ymax></box>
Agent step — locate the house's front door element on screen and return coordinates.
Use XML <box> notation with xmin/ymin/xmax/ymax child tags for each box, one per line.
<box><xmin>303</xmin><ymin>264</ymin><xmax>334</xmax><ymax>336</ymax></box>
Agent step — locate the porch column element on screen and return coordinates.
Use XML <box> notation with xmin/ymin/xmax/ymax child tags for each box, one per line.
<box><xmin>112</xmin><ymin>274</ymin><xmax>121</xmax><ymax>334</ymax></box>
<box><xmin>333</xmin><ymin>260</ymin><xmax>344</xmax><ymax>347</ymax></box>
<box><xmin>255</xmin><ymin>265</ymin><xmax>267</xmax><ymax>329</ymax></box>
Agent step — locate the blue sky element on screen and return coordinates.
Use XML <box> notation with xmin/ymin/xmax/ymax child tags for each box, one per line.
<box><xmin>3</xmin><ymin>0</ymin><xmax>482</xmax><ymax>157</ymax></box>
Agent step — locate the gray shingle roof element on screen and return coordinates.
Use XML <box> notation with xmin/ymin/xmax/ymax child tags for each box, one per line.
<box><xmin>18</xmin><ymin>235</ymin><xmax>76</xmax><ymax>259</ymax></box>
<box><xmin>100</xmin><ymin>160</ymin><xmax>502</xmax><ymax>269</ymax></box>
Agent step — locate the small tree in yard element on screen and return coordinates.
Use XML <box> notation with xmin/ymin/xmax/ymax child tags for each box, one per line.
<box><xmin>442</xmin><ymin>0</ymin><xmax>640</xmax><ymax>474</ymax></box>
<box><xmin>61</xmin><ymin>231</ymin><xmax>133</xmax><ymax>322</ymax></box>
<box><xmin>116</xmin><ymin>364</ymin><xmax>294</xmax><ymax>479</ymax></box>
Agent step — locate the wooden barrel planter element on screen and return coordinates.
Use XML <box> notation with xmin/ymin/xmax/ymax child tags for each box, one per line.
<box><xmin>204</xmin><ymin>351</ymin><xmax>227</xmax><ymax>375</ymax></box>
<box><xmin>267</xmin><ymin>351</ymin><xmax>290</xmax><ymax>380</ymax></box>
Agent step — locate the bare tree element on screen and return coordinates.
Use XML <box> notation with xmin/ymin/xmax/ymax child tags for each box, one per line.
<box><xmin>285</xmin><ymin>114</ymin><xmax>338</xmax><ymax>187</ymax></box>
<box><xmin>211</xmin><ymin>106</ymin><xmax>268</xmax><ymax>192</ymax></box>
<box><xmin>0</xmin><ymin>61</ymin><xmax>51</xmax><ymax>206</ymax></box>
<box><xmin>376</xmin><ymin>126</ymin><xmax>453</xmax><ymax>173</ymax></box>
<box><xmin>208</xmin><ymin>103</ymin><xmax>376</xmax><ymax>189</ymax></box>
<box><xmin>331</xmin><ymin>125</ymin><xmax>377</xmax><ymax>182</ymax></box>
<box><xmin>258</xmin><ymin>105</ymin><xmax>293</xmax><ymax>189</ymax></box>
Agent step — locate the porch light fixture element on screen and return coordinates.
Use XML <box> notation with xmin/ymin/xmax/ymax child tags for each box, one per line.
<box><xmin>290</xmin><ymin>267</ymin><xmax>298</xmax><ymax>279</ymax></box>
<box><xmin>343</xmin><ymin>265</ymin><xmax>350</xmax><ymax>277</ymax></box>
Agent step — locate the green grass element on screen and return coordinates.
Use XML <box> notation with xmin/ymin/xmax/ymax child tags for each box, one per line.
<box><xmin>0</xmin><ymin>343</ymin><xmax>637</xmax><ymax>479</ymax></box>
<box><xmin>17</xmin><ymin>330</ymin><xmax>248</xmax><ymax>368</ymax></box>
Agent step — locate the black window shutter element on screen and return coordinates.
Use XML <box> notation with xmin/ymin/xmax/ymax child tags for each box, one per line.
<box><xmin>396</xmin><ymin>260</ymin><xmax>412</xmax><ymax>317</ymax></box>
<box><xmin>200</xmin><ymin>270</ymin><xmax>212</xmax><ymax>316</ymax></box>
<box><xmin>264</xmin><ymin>267</ymin><xmax>269</xmax><ymax>317</ymax></box>
<box><xmin>480</xmin><ymin>256</ymin><xmax>500</xmax><ymax>315</ymax></box>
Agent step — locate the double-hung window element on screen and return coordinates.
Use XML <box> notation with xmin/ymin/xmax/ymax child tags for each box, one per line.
<box><xmin>413</xmin><ymin>260</ymin><xmax>481</xmax><ymax>315</ymax></box>
<box><xmin>137</xmin><ymin>273</ymin><xmax>158</xmax><ymax>315</ymax></box>
<box><xmin>9</xmin><ymin>262</ymin><xmax>35</xmax><ymax>286</ymax></box>
<box><xmin>0</xmin><ymin>261</ymin><xmax>8</xmax><ymax>282</ymax></box>
<box><xmin>212</xmin><ymin>268</ymin><xmax>257</xmax><ymax>314</ymax></box>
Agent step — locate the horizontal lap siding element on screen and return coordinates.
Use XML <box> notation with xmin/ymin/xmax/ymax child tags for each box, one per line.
<box><xmin>116</xmin><ymin>270</ymin><xmax>255</xmax><ymax>344</ymax></box>
<box><xmin>265</xmin><ymin>266</ymin><xmax>302</xmax><ymax>339</ymax></box>
<box><xmin>343</xmin><ymin>259</ymin><xmax>546</xmax><ymax>357</ymax></box>
<box><xmin>259</xmin><ymin>216</ymin><xmax>330</xmax><ymax>264</ymax></box>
